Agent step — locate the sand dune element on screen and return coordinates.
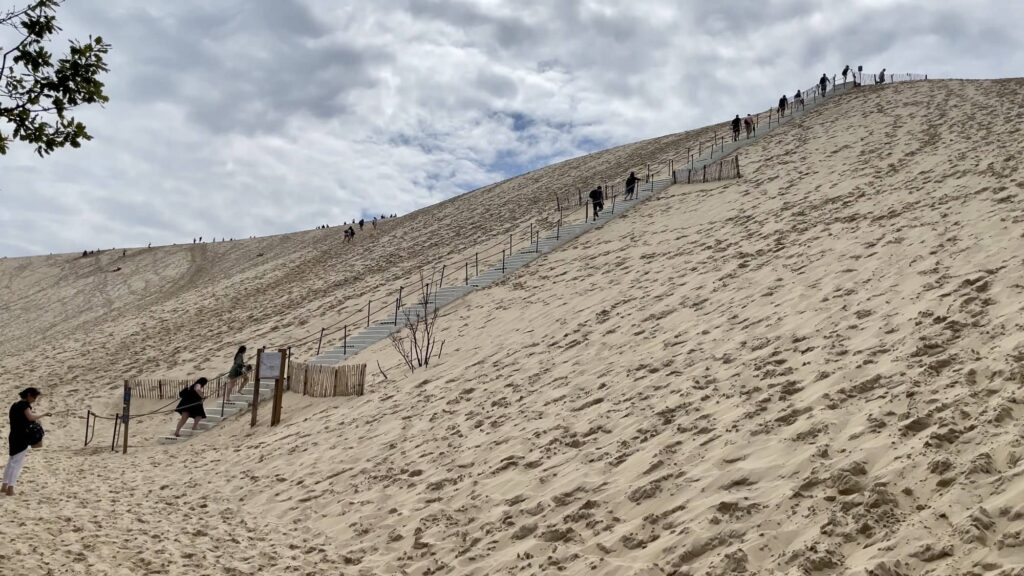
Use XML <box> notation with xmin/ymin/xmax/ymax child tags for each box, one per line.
<box><xmin>4</xmin><ymin>78</ymin><xmax>1024</xmax><ymax>575</ymax></box>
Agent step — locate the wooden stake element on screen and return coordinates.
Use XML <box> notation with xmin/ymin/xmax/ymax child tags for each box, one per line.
<box><xmin>121</xmin><ymin>380</ymin><xmax>131</xmax><ymax>454</ymax></box>
<box><xmin>251</xmin><ymin>348</ymin><xmax>263</xmax><ymax>427</ymax></box>
<box><xmin>271</xmin><ymin>348</ymin><xmax>287</xmax><ymax>426</ymax></box>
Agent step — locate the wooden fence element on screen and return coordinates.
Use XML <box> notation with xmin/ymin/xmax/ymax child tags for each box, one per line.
<box><xmin>126</xmin><ymin>375</ymin><xmax>230</xmax><ymax>400</ymax></box>
<box><xmin>288</xmin><ymin>362</ymin><xmax>366</xmax><ymax>397</ymax></box>
<box><xmin>673</xmin><ymin>155</ymin><xmax>741</xmax><ymax>185</ymax></box>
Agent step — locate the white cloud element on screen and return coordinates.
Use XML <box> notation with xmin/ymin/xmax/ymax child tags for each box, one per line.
<box><xmin>1</xmin><ymin>0</ymin><xmax>1021</xmax><ymax>256</ymax></box>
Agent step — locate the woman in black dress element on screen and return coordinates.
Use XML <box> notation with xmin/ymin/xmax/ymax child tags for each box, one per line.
<box><xmin>174</xmin><ymin>378</ymin><xmax>208</xmax><ymax>437</ymax></box>
<box><xmin>4</xmin><ymin>387</ymin><xmax>46</xmax><ymax>496</ymax></box>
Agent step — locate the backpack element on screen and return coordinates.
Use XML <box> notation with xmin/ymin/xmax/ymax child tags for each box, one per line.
<box><xmin>25</xmin><ymin>422</ymin><xmax>44</xmax><ymax>447</ymax></box>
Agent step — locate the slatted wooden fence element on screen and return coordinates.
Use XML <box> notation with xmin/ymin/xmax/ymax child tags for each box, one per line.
<box><xmin>126</xmin><ymin>375</ymin><xmax>230</xmax><ymax>400</ymax></box>
<box><xmin>288</xmin><ymin>362</ymin><xmax>366</xmax><ymax>397</ymax></box>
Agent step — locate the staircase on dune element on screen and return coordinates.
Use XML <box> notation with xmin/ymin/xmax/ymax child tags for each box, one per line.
<box><xmin>158</xmin><ymin>77</ymin><xmax>890</xmax><ymax>442</ymax></box>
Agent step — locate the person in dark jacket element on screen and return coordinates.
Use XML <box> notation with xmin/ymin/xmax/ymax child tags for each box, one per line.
<box><xmin>778</xmin><ymin>94</ymin><xmax>788</xmax><ymax>118</ymax></box>
<box><xmin>174</xmin><ymin>378</ymin><xmax>208</xmax><ymax>438</ymax></box>
<box><xmin>227</xmin><ymin>346</ymin><xmax>248</xmax><ymax>399</ymax></box>
<box><xmin>819</xmin><ymin>73</ymin><xmax>830</xmax><ymax>96</ymax></box>
<box><xmin>588</xmin><ymin>186</ymin><xmax>604</xmax><ymax>221</ymax></box>
<box><xmin>625</xmin><ymin>172</ymin><xmax>639</xmax><ymax>200</ymax></box>
<box><xmin>4</xmin><ymin>387</ymin><xmax>45</xmax><ymax>496</ymax></box>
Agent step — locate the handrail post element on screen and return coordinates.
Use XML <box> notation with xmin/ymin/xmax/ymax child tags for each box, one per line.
<box><xmin>438</xmin><ymin>264</ymin><xmax>446</xmax><ymax>290</ymax></box>
<box><xmin>316</xmin><ymin>327</ymin><xmax>325</xmax><ymax>355</ymax></box>
<box><xmin>367</xmin><ymin>299</ymin><xmax>371</xmax><ymax>327</ymax></box>
<box><xmin>393</xmin><ymin>286</ymin><xmax>403</xmax><ymax>325</ymax></box>
<box><xmin>529</xmin><ymin>223</ymin><xmax>533</xmax><ymax>252</ymax></box>
<box><xmin>475</xmin><ymin>252</ymin><xmax>479</xmax><ymax>276</ymax></box>
<box><xmin>84</xmin><ymin>410</ymin><xmax>90</xmax><ymax>447</ymax></box>
<box><xmin>508</xmin><ymin>234</ymin><xmax>512</xmax><ymax>256</ymax></box>
<box><xmin>343</xmin><ymin>324</ymin><xmax>348</xmax><ymax>356</ymax></box>
<box><xmin>502</xmin><ymin>250</ymin><xmax>506</xmax><ymax>273</ymax></box>
<box><xmin>465</xmin><ymin>262</ymin><xmax>469</xmax><ymax>284</ymax></box>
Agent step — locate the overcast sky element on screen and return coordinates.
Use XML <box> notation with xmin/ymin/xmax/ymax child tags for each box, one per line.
<box><xmin>1</xmin><ymin>0</ymin><xmax>1020</xmax><ymax>257</ymax></box>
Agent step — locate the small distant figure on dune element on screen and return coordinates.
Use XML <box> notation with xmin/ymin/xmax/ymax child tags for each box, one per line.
<box><xmin>122</xmin><ymin>249</ymin><xmax>126</xmax><ymax>257</ymax></box>
<box><xmin>778</xmin><ymin>94</ymin><xmax>788</xmax><ymax>118</ymax></box>
<box><xmin>819</xmin><ymin>73</ymin><xmax>830</xmax><ymax>96</ymax></box>
<box><xmin>794</xmin><ymin>89</ymin><xmax>804</xmax><ymax>111</ymax></box>
<box><xmin>875</xmin><ymin>68</ymin><xmax>886</xmax><ymax>85</ymax></box>
<box><xmin>81</xmin><ymin>250</ymin><xmax>87</xmax><ymax>258</ymax></box>
<box><xmin>731</xmin><ymin>114</ymin><xmax>741</xmax><ymax>142</ymax></box>
<box><xmin>744</xmin><ymin>114</ymin><xmax>754</xmax><ymax>138</ymax></box>
<box><xmin>358</xmin><ymin>219</ymin><xmax>365</xmax><ymax>231</ymax></box>
<box><xmin>588</xmin><ymin>186</ymin><xmax>604</xmax><ymax>221</ymax></box>
<box><xmin>842</xmin><ymin>65</ymin><xmax>851</xmax><ymax>84</ymax></box>
<box><xmin>4</xmin><ymin>387</ymin><xmax>46</xmax><ymax>497</ymax></box>
<box><xmin>372</xmin><ymin>217</ymin><xmax>377</xmax><ymax>229</ymax></box>
<box><xmin>624</xmin><ymin>171</ymin><xmax>639</xmax><ymax>200</ymax></box>
<box><xmin>174</xmin><ymin>378</ymin><xmax>207</xmax><ymax>438</ymax></box>
<box><xmin>344</xmin><ymin>226</ymin><xmax>356</xmax><ymax>242</ymax></box>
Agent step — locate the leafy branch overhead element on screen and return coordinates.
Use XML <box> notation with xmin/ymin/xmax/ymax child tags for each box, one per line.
<box><xmin>1</xmin><ymin>0</ymin><xmax>110</xmax><ymax>156</ymax></box>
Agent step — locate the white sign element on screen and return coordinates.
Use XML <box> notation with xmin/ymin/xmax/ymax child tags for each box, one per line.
<box><xmin>259</xmin><ymin>351</ymin><xmax>283</xmax><ymax>377</ymax></box>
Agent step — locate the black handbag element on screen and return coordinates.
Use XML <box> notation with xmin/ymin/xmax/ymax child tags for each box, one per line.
<box><xmin>25</xmin><ymin>422</ymin><xmax>44</xmax><ymax>447</ymax></box>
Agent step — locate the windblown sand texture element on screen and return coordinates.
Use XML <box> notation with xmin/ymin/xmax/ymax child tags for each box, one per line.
<box><xmin>3</xmin><ymin>78</ymin><xmax>1024</xmax><ymax>575</ymax></box>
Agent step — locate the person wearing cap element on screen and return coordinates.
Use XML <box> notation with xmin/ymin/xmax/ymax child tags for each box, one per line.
<box><xmin>4</xmin><ymin>387</ymin><xmax>46</xmax><ymax>496</ymax></box>
<box><xmin>174</xmin><ymin>378</ymin><xmax>208</xmax><ymax>438</ymax></box>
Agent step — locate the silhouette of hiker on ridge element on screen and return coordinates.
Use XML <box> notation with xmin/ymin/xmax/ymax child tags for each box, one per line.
<box><xmin>731</xmin><ymin>115</ymin><xmax>741</xmax><ymax>141</ymax></box>
<box><xmin>875</xmin><ymin>68</ymin><xmax>886</xmax><ymax>85</ymax></box>
<box><xmin>358</xmin><ymin>219</ymin><xmax>364</xmax><ymax>231</ymax></box>
<box><xmin>794</xmin><ymin>89</ymin><xmax>804</xmax><ymax>111</ymax></box>
<box><xmin>588</xmin><ymin>186</ymin><xmax>604</xmax><ymax>222</ymax></box>
<box><xmin>778</xmin><ymin>94</ymin><xmax>788</xmax><ymax>118</ymax></box>
<box><xmin>819</xmin><ymin>73</ymin><xmax>830</xmax><ymax>96</ymax></box>
<box><xmin>743</xmin><ymin>114</ymin><xmax>754</xmax><ymax>138</ymax></box>
<box><xmin>842</xmin><ymin>65</ymin><xmax>851</xmax><ymax>84</ymax></box>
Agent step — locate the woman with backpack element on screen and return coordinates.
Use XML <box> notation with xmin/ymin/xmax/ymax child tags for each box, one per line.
<box><xmin>4</xmin><ymin>387</ymin><xmax>46</xmax><ymax>496</ymax></box>
<box><xmin>174</xmin><ymin>378</ymin><xmax>208</xmax><ymax>438</ymax></box>
<box><xmin>227</xmin><ymin>346</ymin><xmax>248</xmax><ymax>398</ymax></box>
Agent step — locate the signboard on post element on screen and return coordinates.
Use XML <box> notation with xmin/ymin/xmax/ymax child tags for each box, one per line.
<box><xmin>259</xmin><ymin>351</ymin><xmax>282</xmax><ymax>378</ymax></box>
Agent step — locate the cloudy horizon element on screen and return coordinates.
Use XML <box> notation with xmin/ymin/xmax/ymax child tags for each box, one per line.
<box><xmin>1</xmin><ymin>0</ymin><xmax>1021</xmax><ymax>257</ymax></box>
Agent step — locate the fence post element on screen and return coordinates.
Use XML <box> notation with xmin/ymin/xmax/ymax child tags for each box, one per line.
<box><xmin>687</xmin><ymin>168</ymin><xmax>691</xmax><ymax>184</ymax></box>
<box><xmin>367</xmin><ymin>299</ymin><xmax>371</xmax><ymax>327</ymax></box>
<box><xmin>718</xmin><ymin>160</ymin><xmax>723</xmax><ymax>180</ymax></box>
<box><xmin>121</xmin><ymin>380</ymin><xmax>131</xmax><ymax>455</ymax></box>
<box><xmin>250</xmin><ymin>348</ymin><xmax>263</xmax><ymax>427</ymax></box>
<box><xmin>475</xmin><ymin>252</ymin><xmax>479</xmax><ymax>276</ymax></box>
<box><xmin>465</xmin><ymin>262</ymin><xmax>469</xmax><ymax>284</ymax></box>
<box><xmin>735</xmin><ymin>155</ymin><xmax>741</xmax><ymax>178</ymax></box>
<box><xmin>703</xmin><ymin>164</ymin><xmax>707</xmax><ymax>183</ymax></box>
<box><xmin>84</xmin><ymin>410</ymin><xmax>91</xmax><ymax>447</ymax></box>
<box><xmin>502</xmin><ymin>250</ymin><xmax>506</xmax><ymax>273</ymax></box>
<box><xmin>343</xmin><ymin>324</ymin><xmax>348</xmax><ymax>356</ymax></box>
<box><xmin>316</xmin><ymin>327</ymin><xmax>325</xmax><ymax>355</ymax></box>
<box><xmin>393</xmin><ymin>286</ymin><xmax>403</xmax><ymax>326</ymax></box>
<box><xmin>670</xmin><ymin>159</ymin><xmax>676</xmax><ymax>183</ymax></box>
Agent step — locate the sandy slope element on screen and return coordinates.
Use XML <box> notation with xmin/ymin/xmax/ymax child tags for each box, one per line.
<box><xmin>4</xmin><ymin>78</ymin><xmax>1024</xmax><ymax>575</ymax></box>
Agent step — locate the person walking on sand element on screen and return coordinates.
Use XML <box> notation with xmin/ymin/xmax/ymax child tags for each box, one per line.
<box><xmin>876</xmin><ymin>68</ymin><xmax>886</xmax><ymax>85</ymax></box>
<box><xmin>227</xmin><ymin>346</ymin><xmax>248</xmax><ymax>398</ymax></box>
<box><xmin>731</xmin><ymin>114</ymin><xmax>741</xmax><ymax>142</ymax></box>
<box><xmin>4</xmin><ymin>388</ymin><xmax>46</xmax><ymax>496</ymax></box>
<box><xmin>625</xmin><ymin>172</ymin><xmax>639</xmax><ymax>200</ymax></box>
<box><xmin>744</xmin><ymin>114</ymin><xmax>754</xmax><ymax>138</ymax></box>
<box><xmin>819</xmin><ymin>73</ymin><xmax>830</xmax><ymax>97</ymax></box>
<box><xmin>778</xmin><ymin>94</ymin><xmax>788</xmax><ymax>118</ymax></box>
<box><xmin>842</xmin><ymin>65</ymin><xmax>850</xmax><ymax>84</ymax></box>
<box><xmin>358</xmin><ymin>218</ymin><xmax>364</xmax><ymax>231</ymax></box>
<box><xmin>794</xmin><ymin>89</ymin><xmax>804</xmax><ymax>111</ymax></box>
<box><xmin>588</xmin><ymin>186</ymin><xmax>604</xmax><ymax>221</ymax></box>
<box><xmin>174</xmin><ymin>378</ymin><xmax>207</xmax><ymax>438</ymax></box>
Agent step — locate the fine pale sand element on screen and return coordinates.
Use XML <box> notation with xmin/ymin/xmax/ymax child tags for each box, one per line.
<box><xmin>3</xmin><ymin>78</ymin><xmax>1024</xmax><ymax>575</ymax></box>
